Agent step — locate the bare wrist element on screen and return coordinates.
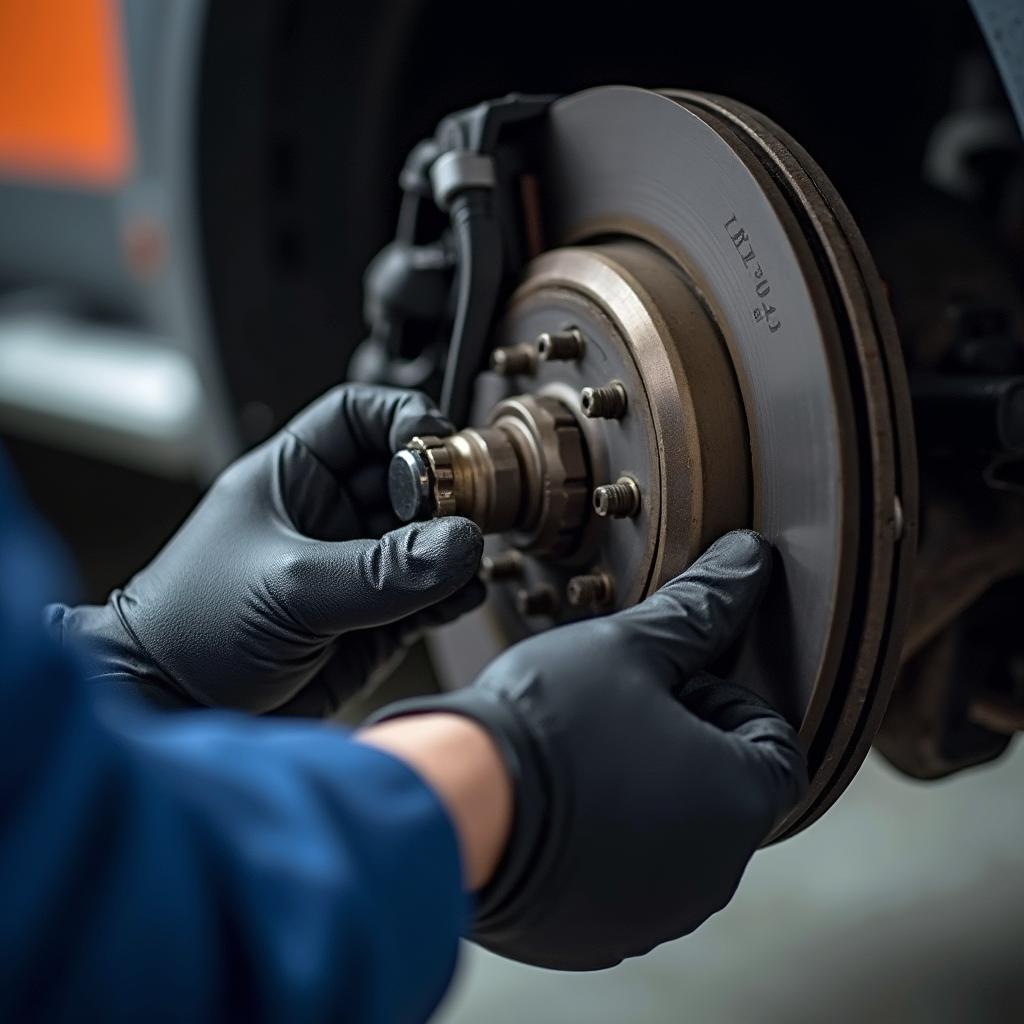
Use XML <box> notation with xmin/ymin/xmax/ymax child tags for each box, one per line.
<box><xmin>358</xmin><ymin>713</ymin><xmax>512</xmax><ymax>891</ymax></box>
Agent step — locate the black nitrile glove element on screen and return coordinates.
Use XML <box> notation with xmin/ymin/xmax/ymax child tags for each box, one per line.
<box><xmin>50</xmin><ymin>385</ymin><xmax>485</xmax><ymax>716</ymax></box>
<box><xmin>370</xmin><ymin>530</ymin><xmax>807</xmax><ymax>970</ymax></box>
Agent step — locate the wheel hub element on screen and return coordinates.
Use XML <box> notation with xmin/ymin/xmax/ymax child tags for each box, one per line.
<box><xmin>389</xmin><ymin>86</ymin><xmax>918</xmax><ymax>839</ymax></box>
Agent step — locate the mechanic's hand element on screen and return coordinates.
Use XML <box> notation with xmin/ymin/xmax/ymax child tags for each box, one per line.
<box><xmin>53</xmin><ymin>385</ymin><xmax>484</xmax><ymax>715</ymax></box>
<box><xmin>370</xmin><ymin>530</ymin><xmax>807</xmax><ymax>969</ymax></box>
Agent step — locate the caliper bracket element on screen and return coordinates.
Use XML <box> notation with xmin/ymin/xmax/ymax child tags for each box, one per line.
<box><xmin>361</xmin><ymin>94</ymin><xmax>554</xmax><ymax>424</ymax></box>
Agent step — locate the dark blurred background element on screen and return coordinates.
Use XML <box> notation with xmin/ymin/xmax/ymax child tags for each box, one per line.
<box><xmin>1</xmin><ymin>2</ymin><xmax>1021</xmax><ymax>1020</ymax></box>
<box><xmin>0</xmin><ymin>0</ymin><xmax>982</xmax><ymax>601</ymax></box>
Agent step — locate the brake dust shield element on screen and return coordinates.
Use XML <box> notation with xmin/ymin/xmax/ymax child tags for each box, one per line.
<box><xmin>430</xmin><ymin>86</ymin><xmax>917</xmax><ymax>840</ymax></box>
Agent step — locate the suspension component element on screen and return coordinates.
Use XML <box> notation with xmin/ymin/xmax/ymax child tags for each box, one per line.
<box><xmin>374</xmin><ymin>85</ymin><xmax>934</xmax><ymax>844</ymax></box>
<box><xmin>388</xmin><ymin>393</ymin><xmax>589</xmax><ymax>555</ymax></box>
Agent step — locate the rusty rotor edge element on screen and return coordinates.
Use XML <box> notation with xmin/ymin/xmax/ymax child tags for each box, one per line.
<box><xmin>670</xmin><ymin>91</ymin><xmax>919</xmax><ymax>840</ymax></box>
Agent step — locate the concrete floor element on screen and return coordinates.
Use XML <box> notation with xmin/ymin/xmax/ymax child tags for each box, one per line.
<box><xmin>438</xmin><ymin>744</ymin><xmax>1024</xmax><ymax>1024</ymax></box>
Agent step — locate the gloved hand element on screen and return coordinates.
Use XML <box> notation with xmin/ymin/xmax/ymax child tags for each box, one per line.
<box><xmin>51</xmin><ymin>385</ymin><xmax>485</xmax><ymax>716</ymax></box>
<box><xmin>370</xmin><ymin>530</ymin><xmax>807</xmax><ymax>970</ymax></box>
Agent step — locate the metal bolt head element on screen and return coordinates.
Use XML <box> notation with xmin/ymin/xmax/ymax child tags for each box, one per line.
<box><xmin>593</xmin><ymin>476</ymin><xmax>641</xmax><ymax>518</ymax></box>
<box><xmin>536</xmin><ymin>327</ymin><xmax>585</xmax><ymax>362</ymax></box>
<box><xmin>581</xmin><ymin>381</ymin><xmax>628</xmax><ymax>419</ymax></box>
<box><xmin>567</xmin><ymin>571</ymin><xmax>614</xmax><ymax>608</ymax></box>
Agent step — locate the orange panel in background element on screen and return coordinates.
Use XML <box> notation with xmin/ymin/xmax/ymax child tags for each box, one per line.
<box><xmin>0</xmin><ymin>0</ymin><xmax>134</xmax><ymax>187</ymax></box>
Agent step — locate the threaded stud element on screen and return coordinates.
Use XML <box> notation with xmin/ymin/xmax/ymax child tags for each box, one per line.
<box><xmin>593</xmin><ymin>476</ymin><xmax>641</xmax><ymax>518</ymax></box>
<box><xmin>567</xmin><ymin>571</ymin><xmax>614</xmax><ymax>608</ymax></box>
<box><xmin>480</xmin><ymin>549</ymin><xmax>524</xmax><ymax>581</ymax></box>
<box><xmin>490</xmin><ymin>343</ymin><xmax>538</xmax><ymax>377</ymax></box>
<box><xmin>536</xmin><ymin>327</ymin><xmax>584</xmax><ymax>362</ymax></box>
<box><xmin>516</xmin><ymin>584</ymin><xmax>558</xmax><ymax>616</ymax></box>
<box><xmin>580</xmin><ymin>381</ymin><xmax>628</xmax><ymax>419</ymax></box>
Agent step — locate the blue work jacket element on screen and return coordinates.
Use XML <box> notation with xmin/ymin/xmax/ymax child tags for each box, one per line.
<box><xmin>0</xmin><ymin>450</ymin><xmax>467</xmax><ymax>1022</ymax></box>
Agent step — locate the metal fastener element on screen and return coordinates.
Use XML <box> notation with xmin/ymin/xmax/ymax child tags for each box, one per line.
<box><xmin>536</xmin><ymin>327</ymin><xmax>584</xmax><ymax>362</ymax></box>
<box><xmin>516</xmin><ymin>584</ymin><xmax>558</xmax><ymax>616</ymax></box>
<box><xmin>580</xmin><ymin>381</ymin><xmax>628</xmax><ymax>419</ymax></box>
<box><xmin>593</xmin><ymin>476</ymin><xmax>641</xmax><ymax>518</ymax></box>
<box><xmin>388</xmin><ymin>448</ymin><xmax>434</xmax><ymax>522</ymax></box>
<box><xmin>490</xmin><ymin>343</ymin><xmax>538</xmax><ymax>377</ymax></box>
<box><xmin>481</xmin><ymin>550</ymin><xmax>524</xmax><ymax>581</ymax></box>
<box><xmin>567</xmin><ymin>571</ymin><xmax>614</xmax><ymax>608</ymax></box>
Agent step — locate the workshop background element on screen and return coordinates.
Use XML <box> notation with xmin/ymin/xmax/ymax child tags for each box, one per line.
<box><xmin>1</xmin><ymin>2</ymin><xmax>1021</xmax><ymax>1021</ymax></box>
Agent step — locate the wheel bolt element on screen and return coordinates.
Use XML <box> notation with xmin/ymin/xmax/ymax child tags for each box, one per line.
<box><xmin>516</xmin><ymin>584</ymin><xmax>558</xmax><ymax>616</ymax></box>
<box><xmin>490</xmin><ymin>343</ymin><xmax>538</xmax><ymax>377</ymax></box>
<box><xmin>536</xmin><ymin>327</ymin><xmax>584</xmax><ymax>362</ymax></box>
<box><xmin>593</xmin><ymin>476</ymin><xmax>641</xmax><ymax>518</ymax></box>
<box><xmin>480</xmin><ymin>549</ymin><xmax>524</xmax><ymax>581</ymax></box>
<box><xmin>580</xmin><ymin>381</ymin><xmax>627</xmax><ymax>419</ymax></box>
<box><xmin>567</xmin><ymin>571</ymin><xmax>614</xmax><ymax>608</ymax></box>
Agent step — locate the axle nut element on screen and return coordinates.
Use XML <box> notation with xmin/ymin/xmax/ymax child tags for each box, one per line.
<box><xmin>388</xmin><ymin>448</ymin><xmax>433</xmax><ymax>522</ymax></box>
<box><xmin>388</xmin><ymin>395</ymin><xmax>589</xmax><ymax>555</ymax></box>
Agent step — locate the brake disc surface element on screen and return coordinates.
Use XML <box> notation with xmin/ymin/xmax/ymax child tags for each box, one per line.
<box><xmin>431</xmin><ymin>86</ymin><xmax>917</xmax><ymax>838</ymax></box>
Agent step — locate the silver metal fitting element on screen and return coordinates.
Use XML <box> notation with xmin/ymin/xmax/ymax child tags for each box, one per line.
<box><xmin>388</xmin><ymin>436</ymin><xmax>459</xmax><ymax>520</ymax></box>
<box><xmin>388</xmin><ymin>394</ymin><xmax>589</xmax><ymax>555</ymax></box>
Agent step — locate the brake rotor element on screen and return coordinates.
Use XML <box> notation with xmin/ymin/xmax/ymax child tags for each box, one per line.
<box><xmin>425</xmin><ymin>86</ymin><xmax>917</xmax><ymax>840</ymax></box>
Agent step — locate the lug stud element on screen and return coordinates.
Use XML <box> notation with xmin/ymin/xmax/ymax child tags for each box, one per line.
<box><xmin>490</xmin><ymin>343</ymin><xmax>538</xmax><ymax>377</ymax></box>
<box><xmin>481</xmin><ymin>550</ymin><xmax>524</xmax><ymax>581</ymax></box>
<box><xmin>536</xmin><ymin>327</ymin><xmax>584</xmax><ymax>362</ymax></box>
<box><xmin>581</xmin><ymin>381</ymin><xmax>628</xmax><ymax>419</ymax></box>
<box><xmin>516</xmin><ymin>584</ymin><xmax>558</xmax><ymax>616</ymax></box>
<box><xmin>567</xmin><ymin>571</ymin><xmax>614</xmax><ymax>608</ymax></box>
<box><xmin>593</xmin><ymin>476</ymin><xmax>641</xmax><ymax>519</ymax></box>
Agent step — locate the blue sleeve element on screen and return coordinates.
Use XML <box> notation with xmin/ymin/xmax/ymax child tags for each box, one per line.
<box><xmin>0</xmin><ymin>453</ymin><xmax>468</xmax><ymax>1024</ymax></box>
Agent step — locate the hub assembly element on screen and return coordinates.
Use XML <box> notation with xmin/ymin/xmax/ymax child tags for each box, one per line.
<box><xmin>383</xmin><ymin>86</ymin><xmax>919</xmax><ymax>840</ymax></box>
